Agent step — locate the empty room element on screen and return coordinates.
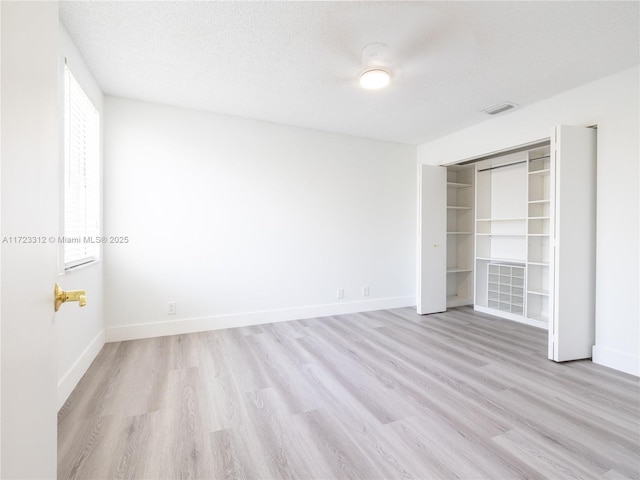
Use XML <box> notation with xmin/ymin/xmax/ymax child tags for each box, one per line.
<box><xmin>1</xmin><ymin>1</ymin><xmax>639</xmax><ymax>479</ymax></box>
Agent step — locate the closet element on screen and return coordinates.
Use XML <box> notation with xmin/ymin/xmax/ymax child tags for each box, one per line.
<box><xmin>417</xmin><ymin>125</ymin><xmax>596</xmax><ymax>362</ymax></box>
<box><xmin>445</xmin><ymin>165</ymin><xmax>475</xmax><ymax>307</ymax></box>
<box><xmin>474</xmin><ymin>149</ymin><xmax>542</xmax><ymax>328</ymax></box>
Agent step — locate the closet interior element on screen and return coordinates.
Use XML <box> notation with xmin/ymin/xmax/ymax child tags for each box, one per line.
<box><xmin>422</xmin><ymin>125</ymin><xmax>597</xmax><ymax>362</ymax></box>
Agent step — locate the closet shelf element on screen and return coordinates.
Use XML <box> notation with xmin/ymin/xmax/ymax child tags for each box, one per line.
<box><xmin>447</xmin><ymin>182</ymin><xmax>472</xmax><ymax>188</ymax></box>
<box><xmin>528</xmin><ymin>288</ymin><xmax>549</xmax><ymax>296</ymax></box>
<box><xmin>528</xmin><ymin>216</ymin><xmax>550</xmax><ymax>220</ymax></box>
<box><xmin>445</xmin><ymin>165</ymin><xmax>475</xmax><ymax>310</ymax></box>
<box><xmin>476</xmin><ymin>217</ymin><xmax>526</xmax><ymax>222</ymax></box>
<box><xmin>477</xmin><ymin>256</ymin><xmax>525</xmax><ymax>264</ymax></box>
<box><xmin>529</xmin><ymin>168</ymin><xmax>551</xmax><ymax>176</ymax></box>
<box><xmin>476</xmin><ymin>233</ymin><xmax>526</xmax><ymax>237</ymax></box>
<box><xmin>528</xmin><ymin>199</ymin><xmax>550</xmax><ymax>204</ymax></box>
<box><xmin>527</xmin><ymin>313</ymin><xmax>549</xmax><ymax>323</ymax></box>
<box><xmin>447</xmin><ymin>295</ymin><xmax>473</xmax><ymax>307</ymax></box>
<box><xmin>528</xmin><ymin>261</ymin><xmax>549</xmax><ymax>266</ymax></box>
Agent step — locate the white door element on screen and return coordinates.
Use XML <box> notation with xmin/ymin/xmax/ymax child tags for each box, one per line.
<box><xmin>417</xmin><ymin>165</ymin><xmax>447</xmax><ymax>314</ymax></box>
<box><xmin>549</xmin><ymin>125</ymin><xmax>597</xmax><ymax>361</ymax></box>
<box><xmin>1</xmin><ymin>2</ymin><xmax>59</xmax><ymax>477</ymax></box>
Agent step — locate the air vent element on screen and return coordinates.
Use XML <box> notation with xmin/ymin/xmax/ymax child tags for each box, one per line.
<box><xmin>483</xmin><ymin>102</ymin><xmax>517</xmax><ymax>115</ymax></box>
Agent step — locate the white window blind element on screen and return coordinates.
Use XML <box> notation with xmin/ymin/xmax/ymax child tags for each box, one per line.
<box><xmin>64</xmin><ymin>65</ymin><xmax>100</xmax><ymax>268</ymax></box>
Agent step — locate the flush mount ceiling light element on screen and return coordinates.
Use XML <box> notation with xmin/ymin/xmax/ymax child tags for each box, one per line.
<box><xmin>359</xmin><ymin>43</ymin><xmax>391</xmax><ymax>90</ymax></box>
<box><xmin>360</xmin><ymin>69</ymin><xmax>390</xmax><ymax>90</ymax></box>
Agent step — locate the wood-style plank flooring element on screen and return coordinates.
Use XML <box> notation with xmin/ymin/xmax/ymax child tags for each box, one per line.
<box><xmin>58</xmin><ymin>307</ymin><xmax>640</xmax><ymax>479</ymax></box>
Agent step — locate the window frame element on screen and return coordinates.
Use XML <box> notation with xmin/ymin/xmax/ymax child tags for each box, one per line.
<box><xmin>62</xmin><ymin>62</ymin><xmax>101</xmax><ymax>270</ymax></box>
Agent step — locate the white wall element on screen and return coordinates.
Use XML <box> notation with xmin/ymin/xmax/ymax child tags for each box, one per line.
<box><xmin>56</xmin><ymin>25</ymin><xmax>105</xmax><ymax>409</ymax></box>
<box><xmin>418</xmin><ymin>66</ymin><xmax>640</xmax><ymax>376</ymax></box>
<box><xmin>104</xmin><ymin>97</ymin><xmax>416</xmax><ymax>340</ymax></box>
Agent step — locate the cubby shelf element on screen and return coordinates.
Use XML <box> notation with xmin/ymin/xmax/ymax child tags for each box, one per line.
<box><xmin>527</xmin><ymin>288</ymin><xmax>549</xmax><ymax>296</ymax></box>
<box><xmin>476</xmin><ymin>217</ymin><xmax>526</xmax><ymax>222</ymax></box>
<box><xmin>447</xmin><ymin>205</ymin><xmax>472</xmax><ymax>210</ymax></box>
<box><xmin>447</xmin><ymin>182</ymin><xmax>472</xmax><ymax>188</ymax></box>
<box><xmin>529</xmin><ymin>169</ymin><xmax>551</xmax><ymax>176</ymax></box>
<box><xmin>447</xmin><ymin>231</ymin><xmax>472</xmax><ymax>235</ymax></box>
<box><xmin>477</xmin><ymin>256</ymin><xmax>526</xmax><ymax>263</ymax></box>
<box><xmin>447</xmin><ymin>295</ymin><xmax>473</xmax><ymax>307</ymax></box>
<box><xmin>528</xmin><ymin>313</ymin><xmax>549</xmax><ymax>322</ymax></box>
<box><xmin>486</xmin><ymin>263</ymin><xmax>525</xmax><ymax>316</ymax></box>
<box><xmin>476</xmin><ymin>233</ymin><xmax>526</xmax><ymax>237</ymax></box>
<box><xmin>447</xmin><ymin>268</ymin><xmax>472</xmax><ymax>273</ymax></box>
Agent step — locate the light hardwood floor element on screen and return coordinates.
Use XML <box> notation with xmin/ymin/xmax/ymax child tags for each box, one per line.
<box><xmin>58</xmin><ymin>307</ymin><xmax>640</xmax><ymax>479</ymax></box>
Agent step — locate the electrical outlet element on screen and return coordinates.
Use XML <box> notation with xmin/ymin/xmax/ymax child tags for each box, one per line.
<box><xmin>362</xmin><ymin>286</ymin><xmax>370</xmax><ymax>297</ymax></box>
<box><xmin>337</xmin><ymin>289</ymin><xmax>344</xmax><ymax>300</ymax></box>
<box><xmin>167</xmin><ymin>301</ymin><xmax>176</xmax><ymax>315</ymax></box>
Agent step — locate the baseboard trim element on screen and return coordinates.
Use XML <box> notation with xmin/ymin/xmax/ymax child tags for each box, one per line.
<box><xmin>57</xmin><ymin>329</ymin><xmax>106</xmax><ymax>410</ymax></box>
<box><xmin>105</xmin><ymin>296</ymin><xmax>415</xmax><ymax>343</ymax></box>
<box><xmin>474</xmin><ymin>305</ymin><xmax>548</xmax><ymax>330</ymax></box>
<box><xmin>592</xmin><ymin>344</ymin><xmax>639</xmax><ymax>377</ymax></box>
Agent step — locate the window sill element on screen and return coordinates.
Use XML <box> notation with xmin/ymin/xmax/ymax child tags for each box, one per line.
<box><xmin>60</xmin><ymin>258</ymin><xmax>101</xmax><ymax>276</ymax></box>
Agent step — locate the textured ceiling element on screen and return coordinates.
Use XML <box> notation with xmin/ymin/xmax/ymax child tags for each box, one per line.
<box><xmin>59</xmin><ymin>1</ymin><xmax>639</xmax><ymax>146</ymax></box>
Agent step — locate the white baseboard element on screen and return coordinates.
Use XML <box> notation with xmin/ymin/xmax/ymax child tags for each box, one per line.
<box><xmin>474</xmin><ymin>305</ymin><xmax>548</xmax><ymax>330</ymax></box>
<box><xmin>105</xmin><ymin>296</ymin><xmax>415</xmax><ymax>343</ymax></box>
<box><xmin>57</xmin><ymin>329</ymin><xmax>106</xmax><ymax>410</ymax></box>
<box><xmin>592</xmin><ymin>344</ymin><xmax>639</xmax><ymax>377</ymax></box>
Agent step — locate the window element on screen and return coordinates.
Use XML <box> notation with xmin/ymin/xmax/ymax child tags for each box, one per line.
<box><xmin>64</xmin><ymin>64</ymin><xmax>100</xmax><ymax>268</ymax></box>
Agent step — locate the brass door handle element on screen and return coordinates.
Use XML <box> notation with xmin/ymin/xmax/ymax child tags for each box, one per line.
<box><xmin>54</xmin><ymin>283</ymin><xmax>87</xmax><ymax>312</ymax></box>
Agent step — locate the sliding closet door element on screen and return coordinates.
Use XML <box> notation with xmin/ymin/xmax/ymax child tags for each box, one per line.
<box><xmin>549</xmin><ymin>125</ymin><xmax>597</xmax><ymax>361</ymax></box>
<box><xmin>417</xmin><ymin>165</ymin><xmax>446</xmax><ymax>315</ymax></box>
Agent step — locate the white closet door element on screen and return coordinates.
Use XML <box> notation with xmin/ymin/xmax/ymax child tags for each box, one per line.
<box><xmin>417</xmin><ymin>165</ymin><xmax>446</xmax><ymax>314</ymax></box>
<box><xmin>549</xmin><ymin>125</ymin><xmax>597</xmax><ymax>361</ymax></box>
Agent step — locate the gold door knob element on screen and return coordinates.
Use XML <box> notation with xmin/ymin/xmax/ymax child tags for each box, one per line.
<box><xmin>54</xmin><ymin>283</ymin><xmax>87</xmax><ymax>312</ymax></box>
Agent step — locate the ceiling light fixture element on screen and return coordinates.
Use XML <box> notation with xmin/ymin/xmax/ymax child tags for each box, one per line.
<box><xmin>360</xmin><ymin>43</ymin><xmax>391</xmax><ymax>90</ymax></box>
<box><xmin>360</xmin><ymin>69</ymin><xmax>391</xmax><ymax>90</ymax></box>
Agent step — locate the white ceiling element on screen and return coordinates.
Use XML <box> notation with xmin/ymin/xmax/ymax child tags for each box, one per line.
<box><xmin>59</xmin><ymin>1</ymin><xmax>639</xmax><ymax>146</ymax></box>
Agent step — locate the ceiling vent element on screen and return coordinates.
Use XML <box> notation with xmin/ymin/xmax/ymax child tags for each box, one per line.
<box><xmin>483</xmin><ymin>102</ymin><xmax>517</xmax><ymax>115</ymax></box>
